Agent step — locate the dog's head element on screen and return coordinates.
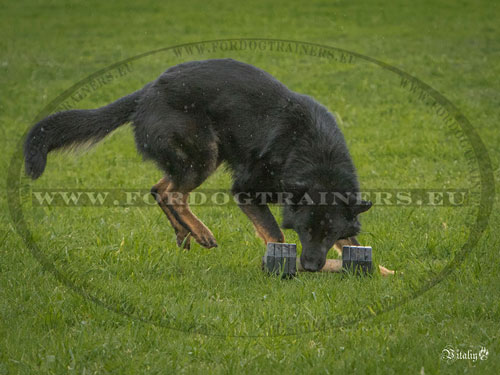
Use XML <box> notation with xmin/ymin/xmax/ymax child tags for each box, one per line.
<box><xmin>282</xmin><ymin>191</ymin><xmax>372</xmax><ymax>272</ymax></box>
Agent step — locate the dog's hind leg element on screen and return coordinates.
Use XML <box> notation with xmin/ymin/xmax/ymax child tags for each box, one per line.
<box><xmin>170</xmin><ymin>190</ymin><xmax>217</xmax><ymax>249</ymax></box>
<box><xmin>151</xmin><ymin>177</ymin><xmax>192</xmax><ymax>249</ymax></box>
<box><xmin>137</xmin><ymin>106</ymin><xmax>220</xmax><ymax>249</ymax></box>
<box><xmin>152</xmin><ymin>176</ymin><xmax>218</xmax><ymax>249</ymax></box>
<box><xmin>237</xmin><ymin>203</ymin><xmax>285</xmax><ymax>244</ymax></box>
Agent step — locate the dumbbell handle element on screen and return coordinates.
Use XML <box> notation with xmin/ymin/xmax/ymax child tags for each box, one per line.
<box><xmin>296</xmin><ymin>259</ymin><xmax>342</xmax><ymax>272</ymax></box>
<box><xmin>297</xmin><ymin>259</ymin><xmax>394</xmax><ymax>276</ymax></box>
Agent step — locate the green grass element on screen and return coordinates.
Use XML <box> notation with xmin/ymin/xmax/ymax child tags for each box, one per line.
<box><xmin>1</xmin><ymin>0</ymin><xmax>500</xmax><ymax>374</ymax></box>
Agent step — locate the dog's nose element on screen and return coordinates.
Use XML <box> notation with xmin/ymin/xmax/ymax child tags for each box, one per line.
<box><xmin>300</xmin><ymin>258</ymin><xmax>325</xmax><ymax>272</ymax></box>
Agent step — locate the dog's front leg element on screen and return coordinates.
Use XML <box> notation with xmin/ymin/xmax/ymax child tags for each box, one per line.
<box><xmin>237</xmin><ymin>203</ymin><xmax>285</xmax><ymax>244</ymax></box>
<box><xmin>333</xmin><ymin>237</ymin><xmax>360</xmax><ymax>256</ymax></box>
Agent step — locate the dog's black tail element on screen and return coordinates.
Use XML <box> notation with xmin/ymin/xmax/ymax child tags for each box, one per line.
<box><xmin>24</xmin><ymin>89</ymin><xmax>143</xmax><ymax>179</ymax></box>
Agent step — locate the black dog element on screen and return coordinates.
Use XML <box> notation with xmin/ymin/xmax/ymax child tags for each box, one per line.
<box><xmin>24</xmin><ymin>58</ymin><xmax>372</xmax><ymax>271</ymax></box>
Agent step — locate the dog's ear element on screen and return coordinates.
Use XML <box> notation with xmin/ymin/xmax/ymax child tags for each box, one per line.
<box><xmin>350</xmin><ymin>199</ymin><xmax>372</xmax><ymax>215</ymax></box>
<box><xmin>347</xmin><ymin>194</ymin><xmax>372</xmax><ymax>215</ymax></box>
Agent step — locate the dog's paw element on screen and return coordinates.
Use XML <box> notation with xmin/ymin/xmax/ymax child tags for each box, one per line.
<box><xmin>192</xmin><ymin>227</ymin><xmax>218</xmax><ymax>249</ymax></box>
<box><xmin>195</xmin><ymin>234</ymin><xmax>218</xmax><ymax>249</ymax></box>
<box><xmin>182</xmin><ymin>219</ymin><xmax>218</xmax><ymax>249</ymax></box>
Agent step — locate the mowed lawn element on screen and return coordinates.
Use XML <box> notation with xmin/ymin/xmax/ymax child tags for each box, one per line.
<box><xmin>1</xmin><ymin>0</ymin><xmax>499</xmax><ymax>374</ymax></box>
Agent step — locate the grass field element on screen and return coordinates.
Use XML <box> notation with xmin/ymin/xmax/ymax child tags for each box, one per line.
<box><xmin>1</xmin><ymin>0</ymin><xmax>499</xmax><ymax>373</ymax></box>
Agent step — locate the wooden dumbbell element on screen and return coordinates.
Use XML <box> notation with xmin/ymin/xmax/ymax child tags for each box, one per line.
<box><xmin>264</xmin><ymin>243</ymin><xmax>394</xmax><ymax>276</ymax></box>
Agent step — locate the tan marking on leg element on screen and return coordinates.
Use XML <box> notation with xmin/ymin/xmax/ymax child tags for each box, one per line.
<box><xmin>333</xmin><ymin>237</ymin><xmax>360</xmax><ymax>256</ymax></box>
<box><xmin>252</xmin><ymin>222</ymin><xmax>285</xmax><ymax>244</ymax></box>
<box><xmin>238</xmin><ymin>204</ymin><xmax>284</xmax><ymax>244</ymax></box>
<box><xmin>152</xmin><ymin>177</ymin><xmax>191</xmax><ymax>249</ymax></box>
<box><xmin>166</xmin><ymin>192</ymin><xmax>217</xmax><ymax>248</ymax></box>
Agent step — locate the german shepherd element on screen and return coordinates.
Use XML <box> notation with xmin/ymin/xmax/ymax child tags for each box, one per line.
<box><xmin>24</xmin><ymin>58</ymin><xmax>372</xmax><ymax>272</ymax></box>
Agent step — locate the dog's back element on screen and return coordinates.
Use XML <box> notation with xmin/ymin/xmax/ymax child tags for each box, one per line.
<box><xmin>132</xmin><ymin>59</ymin><xmax>353</xmax><ymax>192</ymax></box>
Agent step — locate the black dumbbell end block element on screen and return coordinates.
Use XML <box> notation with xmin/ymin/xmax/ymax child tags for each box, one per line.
<box><xmin>262</xmin><ymin>242</ymin><xmax>297</xmax><ymax>278</ymax></box>
<box><xmin>342</xmin><ymin>246</ymin><xmax>373</xmax><ymax>275</ymax></box>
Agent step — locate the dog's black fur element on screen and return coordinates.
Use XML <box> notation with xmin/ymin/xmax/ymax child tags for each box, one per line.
<box><xmin>24</xmin><ymin>58</ymin><xmax>371</xmax><ymax>271</ymax></box>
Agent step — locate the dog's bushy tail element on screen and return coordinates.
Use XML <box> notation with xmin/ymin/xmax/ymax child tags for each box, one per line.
<box><xmin>24</xmin><ymin>89</ymin><xmax>143</xmax><ymax>179</ymax></box>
